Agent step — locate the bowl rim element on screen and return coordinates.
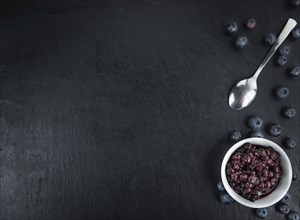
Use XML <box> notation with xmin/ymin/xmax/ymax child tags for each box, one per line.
<box><xmin>221</xmin><ymin>137</ymin><xmax>292</xmax><ymax>208</ymax></box>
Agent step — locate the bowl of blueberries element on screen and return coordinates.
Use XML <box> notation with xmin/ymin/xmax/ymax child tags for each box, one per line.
<box><xmin>221</xmin><ymin>138</ymin><xmax>292</xmax><ymax>208</ymax></box>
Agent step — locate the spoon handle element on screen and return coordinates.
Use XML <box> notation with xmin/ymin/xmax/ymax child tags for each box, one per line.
<box><xmin>253</xmin><ymin>18</ymin><xmax>297</xmax><ymax>79</ymax></box>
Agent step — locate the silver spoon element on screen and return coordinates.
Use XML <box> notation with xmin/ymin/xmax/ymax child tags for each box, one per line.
<box><xmin>229</xmin><ymin>18</ymin><xmax>297</xmax><ymax>110</ymax></box>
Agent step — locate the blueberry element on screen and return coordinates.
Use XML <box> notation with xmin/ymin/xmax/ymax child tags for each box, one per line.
<box><xmin>230</xmin><ymin>131</ymin><xmax>242</xmax><ymax>142</ymax></box>
<box><xmin>226</xmin><ymin>22</ymin><xmax>238</xmax><ymax>34</ymax></box>
<box><xmin>279</xmin><ymin>45</ymin><xmax>291</xmax><ymax>55</ymax></box>
<box><xmin>234</xmin><ymin>35</ymin><xmax>248</xmax><ymax>49</ymax></box>
<box><xmin>246</xmin><ymin>18</ymin><xmax>256</xmax><ymax>29</ymax></box>
<box><xmin>217</xmin><ymin>181</ymin><xmax>225</xmax><ymax>192</ymax></box>
<box><xmin>256</xmin><ymin>208</ymin><xmax>268</xmax><ymax>219</ymax></box>
<box><xmin>280</xmin><ymin>193</ymin><xmax>291</xmax><ymax>204</ymax></box>
<box><xmin>276</xmin><ymin>203</ymin><xmax>290</xmax><ymax>215</ymax></box>
<box><xmin>248</xmin><ymin>116</ymin><xmax>264</xmax><ymax>130</ymax></box>
<box><xmin>283</xmin><ymin>107</ymin><xmax>296</xmax><ymax>118</ymax></box>
<box><xmin>292</xmin><ymin>169</ymin><xmax>298</xmax><ymax>181</ymax></box>
<box><xmin>290</xmin><ymin>66</ymin><xmax>300</xmax><ymax>77</ymax></box>
<box><xmin>287</xmin><ymin>211</ymin><xmax>300</xmax><ymax>220</ymax></box>
<box><xmin>251</xmin><ymin>131</ymin><xmax>264</xmax><ymax>138</ymax></box>
<box><xmin>284</xmin><ymin>138</ymin><xmax>296</xmax><ymax>149</ymax></box>
<box><xmin>277</xmin><ymin>56</ymin><xmax>288</xmax><ymax>66</ymax></box>
<box><xmin>265</xmin><ymin>33</ymin><xmax>276</xmax><ymax>45</ymax></box>
<box><xmin>268</xmin><ymin>123</ymin><xmax>282</xmax><ymax>137</ymax></box>
<box><xmin>275</xmin><ymin>87</ymin><xmax>289</xmax><ymax>99</ymax></box>
<box><xmin>292</xmin><ymin>28</ymin><xmax>300</xmax><ymax>39</ymax></box>
<box><xmin>290</xmin><ymin>0</ymin><xmax>300</xmax><ymax>6</ymax></box>
<box><xmin>220</xmin><ymin>192</ymin><xmax>234</xmax><ymax>205</ymax></box>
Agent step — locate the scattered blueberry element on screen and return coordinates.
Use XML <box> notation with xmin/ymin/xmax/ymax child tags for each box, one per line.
<box><xmin>292</xmin><ymin>169</ymin><xmax>298</xmax><ymax>181</ymax></box>
<box><xmin>276</xmin><ymin>203</ymin><xmax>290</xmax><ymax>215</ymax></box>
<box><xmin>230</xmin><ymin>131</ymin><xmax>242</xmax><ymax>142</ymax></box>
<box><xmin>256</xmin><ymin>208</ymin><xmax>268</xmax><ymax>219</ymax></box>
<box><xmin>276</xmin><ymin>55</ymin><xmax>288</xmax><ymax>66</ymax></box>
<box><xmin>248</xmin><ymin>116</ymin><xmax>264</xmax><ymax>130</ymax></box>
<box><xmin>275</xmin><ymin>87</ymin><xmax>289</xmax><ymax>99</ymax></box>
<box><xmin>226</xmin><ymin>22</ymin><xmax>238</xmax><ymax>34</ymax></box>
<box><xmin>287</xmin><ymin>211</ymin><xmax>300</xmax><ymax>220</ymax></box>
<box><xmin>290</xmin><ymin>0</ymin><xmax>300</xmax><ymax>7</ymax></box>
<box><xmin>290</xmin><ymin>66</ymin><xmax>300</xmax><ymax>77</ymax></box>
<box><xmin>280</xmin><ymin>193</ymin><xmax>291</xmax><ymax>204</ymax></box>
<box><xmin>283</xmin><ymin>107</ymin><xmax>296</xmax><ymax>118</ymax></box>
<box><xmin>279</xmin><ymin>45</ymin><xmax>291</xmax><ymax>55</ymax></box>
<box><xmin>284</xmin><ymin>138</ymin><xmax>296</xmax><ymax>149</ymax></box>
<box><xmin>264</xmin><ymin>33</ymin><xmax>276</xmax><ymax>45</ymax></box>
<box><xmin>217</xmin><ymin>181</ymin><xmax>225</xmax><ymax>192</ymax></box>
<box><xmin>292</xmin><ymin>28</ymin><xmax>300</xmax><ymax>39</ymax></box>
<box><xmin>251</xmin><ymin>131</ymin><xmax>264</xmax><ymax>138</ymax></box>
<box><xmin>246</xmin><ymin>18</ymin><xmax>256</xmax><ymax>29</ymax></box>
<box><xmin>268</xmin><ymin>123</ymin><xmax>282</xmax><ymax>137</ymax></box>
<box><xmin>234</xmin><ymin>35</ymin><xmax>248</xmax><ymax>49</ymax></box>
<box><xmin>220</xmin><ymin>192</ymin><xmax>234</xmax><ymax>205</ymax></box>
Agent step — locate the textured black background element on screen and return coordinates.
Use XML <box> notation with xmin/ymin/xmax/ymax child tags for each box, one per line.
<box><xmin>0</xmin><ymin>1</ymin><xmax>299</xmax><ymax>220</ymax></box>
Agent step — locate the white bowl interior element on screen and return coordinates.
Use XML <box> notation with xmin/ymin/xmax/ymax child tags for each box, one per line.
<box><xmin>221</xmin><ymin>138</ymin><xmax>292</xmax><ymax>208</ymax></box>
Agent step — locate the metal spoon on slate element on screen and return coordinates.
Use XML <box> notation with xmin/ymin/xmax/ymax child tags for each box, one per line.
<box><xmin>229</xmin><ymin>18</ymin><xmax>297</xmax><ymax>110</ymax></box>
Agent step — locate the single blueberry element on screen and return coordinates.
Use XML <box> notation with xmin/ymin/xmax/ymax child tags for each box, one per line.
<box><xmin>292</xmin><ymin>169</ymin><xmax>298</xmax><ymax>181</ymax></box>
<box><xmin>246</xmin><ymin>18</ymin><xmax>256</xmax><ymax>29</ymax></box>
<box><xmin>248</xmin><ymin>116</ymin><xmax>264</xmax><ymax>130</ymax></box>
<box><xmin>283</xmin><ymin>107</ymin><xmax>296</xmax><ymax>118</ymax></box>
<box><xmin>217</xmin><ymin>181</ymin><xmax>225</xmax><ymax>192</ymax></box>
<box><xmin>230</xmin><ymin>131</ymin><xmax>242</xmax><ymax>142</ymax></box>
<box><xmin>276</xmin><ymin>203</ymin><xmax>290</xmax><ymax>215</ymax></box>
<box><xmin>276</xmin><ymin>55</ymin><xmax>288</xmax><ymax>66</ymax></box>
<box><xmin>275</xmin><ymin>87</ymin><xmax>289</xmax><ymax>99</ymax></box>
<box><xmin>290</xmin><ymin>66</ymin><xmax>300</xmax><ymax>77</ymax></box>
<box><xmin>268</xmin><ymin>123</ymin><xmax>282</xmax><ymax>137</ymax></box>
<box><xmin>279</xmin><ymin>45</ymin><xmax>291</xmax><ymax>55</ymax></box>
<box><xmin>256</xmin><ymin>208</ymin><xmax>268</xmax><ymax>219</ymax></box>
<box><xmin>251</xmin><ymin>131</ymin><xmax>264</xmax><ymax>138</ymax></box>
<box><xmin>220</xmin><ymin>192</ymin><xmax>234</xmax><ymax>205</ymax></box>
<box><xmin>290</xmin><ymin>0</ymin><xmax>300</xmax><ymax>6</ymax></box>
<box><xmin>280</xmin><ymin>193</ymin><xmax>291</xmax><ymax>204</ymax></box>
<box><xmin>292</xmin><ymin>28</ymin><xmax>300</xmax><ymax>39</ymax></box>
<box><xmin>287</xmin><ymin>211</ymin><xmax>300</xmax><ymax>220</ymax></box>
<box><xmin>234</xmin><ymin>35</ymin><xmax>248</xmax><ymax>49</ymax></box>
<box><xmin>284</xmin><ymin>138</ymin><xmax>296</xmax><ymax>149</ymax></box>
<box><xmin>226</xmin><ymin>22</ymin><xmax>238</xmax><ymax>34</ymax></box>
<box><xmin>265</xmin><ymin>33</ymin><xmax>276</xmax><ymax>45</ymax></box>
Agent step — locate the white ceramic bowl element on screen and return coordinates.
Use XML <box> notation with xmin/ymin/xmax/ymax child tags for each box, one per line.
<box><xmin>221</xmin><ymin>138</ymin><xmax>292</xmax><ymax>208</ymax></box>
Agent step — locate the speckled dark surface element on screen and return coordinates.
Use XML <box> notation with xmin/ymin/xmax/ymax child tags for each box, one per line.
<box><xmin>0</xmin><ymin>1</ymin><xmax>299</xmax><ymax>220</ymax></box>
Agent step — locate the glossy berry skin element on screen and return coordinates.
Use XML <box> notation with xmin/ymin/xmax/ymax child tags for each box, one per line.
<box><xmin>290</xmin><ymin>66</ymin><xmax>300</xmax><ymax>77</ymax></box>
<box><xmin>284</xmin><ymin>138</ymin><xmax>296</xmax><ymax>149</ymax></box>
<box><xmin>268</xmin><ymin>124</ymin><xmax>282</xmax><ymax>137</ymax></box>
<box><xmin>226</xmin><ymin>22</ymin><xmax>238</xmax><ymax>34</ymax></box>
<box><xmin>292</xmin><ymin>170</ymin><xmax>298</xmax><ymax>181</ymax></box>
<box><xmin>292</xmin><ymin>28</ymin><xmax>300</xmax><ymax>39</ymax></box>
<box><xmin>265</xmin><ymin>33</ymin><xmax>276</xmax><ymax>45</ymax></box>
<box><xmin>283</xmin><ymin>107</ymin><xmax>296</xmax><ymax>118</ymax></box>
<box><xmin>234</xmin><ymin>35</ymin><xmax>248</xmax><ymax>49</ymax></box>
<box><xmin>246</xmin><ymin>19</ymin><xmax>256</xmax><ymax>29</ymax></box>
<box><xmin>276</xmin><ymin>203</ymin><xmax>290</xmax><ymax>215</ymax></box>
<box><xmin>256</xmin><ymin>208</ymin><xmax>268</xmax><ymax>219</ymax></box>
<box><xmin>290</xmin><ymin>0</ymin><xmax>300</xmax><ymax>6</ymax></box>
<box><xmin>279</xmin><ymin>45</ymin><xmax>291</xmax><ymax>55</ymax></box>
<box><xmin>275</xmin><ymin>87</ymin><xmax>289</xmax><ymax>99</ymax></box>
<box><xmin>251</xmin><ymin>131</ymin><xmax>264</xmax><ymax>138</ymax></box>
<box><xmin>220</xmin><ymin>192</ymin><xmax>234</xmax><ymax>205</ymax></box>
<box><xmin>277</xmin><ymin>56</ymin><xmax>288</xmax><ymax>66</ymax></box>
<box><xmin>248</xmin><ymin>116</ymin><xmax>264</xmax><ymax>130</ymax></box>
<box><xmin>230</xmin><ymin>131</ymin><xmax>242</xmax><ymax>142</ymax></box>
<box><xmin>217</xmin><ymin>181</ymin><xmax>225</xmax><ymax>192</ymax></box>
<box><xmin>287</xmin><ymin>211</ymin><xmax>300</xmax><ymax>220</ymax></box>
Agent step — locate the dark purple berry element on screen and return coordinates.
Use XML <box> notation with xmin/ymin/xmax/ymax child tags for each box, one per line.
<box><xmin>290</xmin><ymin>66</ymin><xmax>300</xmax><ymax>77</ymax></box>
<box><xmin>287</xmin><ymin>211</ymin><xmax>300</xmax><ymax>220</ymax></box>
<box><xmin>268</xmin><ymin>123</ymin><xmax>282</xmax><ymax>137</ymax></box>
<box><xmin>275</xmin><ymin>87</ymin><xmax>289</xmax><ymax>99</ymax></box>
<box><xmin>276</xmin><ymin>55</ymin><xmax>288</xmax><ymax>66</ymax></box>
<box><xmin>220</xmin><ymin>192</ymin><xmax>234</xmax><ymax>205</ymax></box>
<box><xmin>276</xmin><ymin>203</ymin><xmax>290</xmax><ymax>215</ymax></box>
<box><xmin>290</xmin><ymin>0</ymin><xmax>300</xmax><ymax>6</ymax></box>
<box><xmin>248</xmin><ymin>116</ymin><xmax>264</xmax><ymax>130</ymax></box>
<box><xmin>280</xmin><ymin>193</ymin><xmax>291</xmax><ymax>204</ymax></box>
<box><xmin>251</xmin><ymin>131</ymin><xmax>264</xmax><ymax>138</ymax></box>
<box><xmin>234</xmin><ymin>35</ymin><xmax>248</xmax><ymax>49</ymax></box>
<box><xmin>265</xmin><ymin>33</ymin><xmax>276</xmax><ymax>45</ymax></box>
<box><xmin>283</xmin><ymin>107</ymin><xmax>296</xmax><ymax>118</ymax></box>
<box><xmin>292</xmin><ymin>28</ymin><xmax>300</xmax><ymax>39</ymax></box>
<box><xmin>284</xmin><ymin>138</ymin><xmax>296</xmax><ymax>149</ymax></box>
<box><xmin>230</xmin><ymin>131</ymin><xmax>242</xmax><ymax>142</ymax></box>
<box><xmin>256</xmin><ymin>208</ymin><xmax>268</xmax><ymax>219</ymax></box>
<box><xmin>279</xmin><ymin>45</ymin><xmax>291</xmax><ymax>55</ymax></box>
<box><xmin>246</xmin><ymin>18</ymin><xmax>256</xmax><ymax>29</ymax></box>
<box><xmin>292</xmin><ymin>169</ymin><xmax>298</xmax><ymax>181</ymax></box>
<box><xmin>226</xmin><ymin>22</ymin><xmax>238</xmax><ymax>34</ymax></box>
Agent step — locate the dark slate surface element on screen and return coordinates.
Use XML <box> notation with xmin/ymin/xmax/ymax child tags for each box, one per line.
<box><xmin>0</xmin><ymin>1</ymin><xmax>299</xmax><ymax>220</ymax></box>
